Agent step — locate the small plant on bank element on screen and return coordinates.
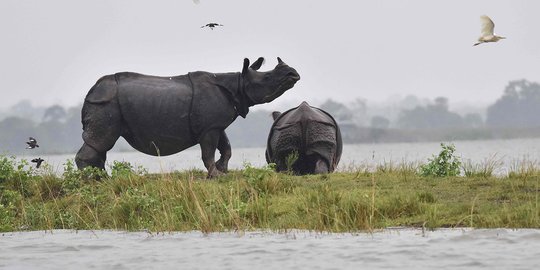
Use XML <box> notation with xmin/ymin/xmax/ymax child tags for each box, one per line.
<box><xmin>110</xmin><ymin>160</ymin><xmax>147</xmax><ymax>178</ymax></box>
<box><xmin>0</xmin><ymin>156</ymin><xmax>16</xmax><ymax>183</ymax></box>
<box><xmin>241</xmin><ymin>162</ymin><xmax>297</xmax><ymax>196</ymax></box>
<box><xmin>420</xmin><ymin>143</ymin><xmax>461</xmax><ymax>177</ymax></box>
<box><xmin>242</xmin><ymin>162</ymin><xmax>275</xmax><ymax>184</ymax></box>
<box><xmin>62</xmin><ymin>159</ymin><xmax>108</xmax><ymax>192</ymax></box>
<box><xmin>0</xmin><ymin>156</ymin><xmax>34</xmax><ymax>183</ymax></box>
<box><xmin>285</xmin><ymin>150</ymin><xmax>299</xmax><ymax>173</ymax></box>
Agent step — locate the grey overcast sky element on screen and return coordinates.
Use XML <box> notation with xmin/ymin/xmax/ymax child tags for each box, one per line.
<box><xmin>1</xmin><ymin>0</ymin><xmax>539</xmax><ymax>110</ymax></box>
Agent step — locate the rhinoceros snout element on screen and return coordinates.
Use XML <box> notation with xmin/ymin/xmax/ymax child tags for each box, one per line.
<box><xmin>288</xmin><ymin>71</ymin><xmax>300</xmax><ymax>81</ymax></box>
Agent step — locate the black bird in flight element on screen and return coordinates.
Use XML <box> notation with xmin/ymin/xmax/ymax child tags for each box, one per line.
<box><xmin>201</xmin><ymin>23</ymin><xmax>223</xmax><ymax>30</ymax></box>
<box><xmin>26</xmin><ymin>137</ymin><xmax>39</xmax><ymax>149</ymax></box>
<box><xmin>31</xmin><ymin>158</ymin><xmax>44</xmax><ymax>168</ymax></box>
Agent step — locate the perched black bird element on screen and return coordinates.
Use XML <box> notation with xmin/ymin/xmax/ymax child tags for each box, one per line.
<box><xmin>26</xmin><ymin>137</ymin><xmax>39</xmax><ymax>149</ymax></box>
<box><xmin>31</xmin><ymin>158</ymin><xmax>44</xmax><ymax>168</ymax></box>
<box><xmin>201</xmin><ymin>23</ymin><xmax>223</xmax><ymax>30</ymax></box>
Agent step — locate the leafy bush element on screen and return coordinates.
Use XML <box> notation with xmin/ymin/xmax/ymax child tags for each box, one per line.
<box><xmin>62</xmin><ymin>160</ymin><xmax>82</xmax><ymax>192</ymax></box>
<box><xmin>242</xmin><ymin>162</ymin><xmax>275</xmax><ymax>183</ymax></box>
<box><xmin>0</xmin><ymin>189</ymin><xmax>21</xmax><ymax>231</ymax></box>
<box><xmin>0</xmin><ymin>156</ymin><xmax>34</xmax><ymax>183</ymax></box>
<box><xmin>0</xmin><ymin>156</ymin><xmax>16</xmax><ymax>183</ymax></box>
<box><xmin>242</xmin><ymin>162</ymin><xmax>297</xmax><ymax>196</ymax></box>
<box><xmin>110</xmin><ymin>161</ymin><xmax>134</xmax><ymax>178</ymax></box>
<box><xmin>420</xmin><ymin>143</ymin><xmax>461</xmax><ymax>177</ymax></box>
<box><xmin>62</xmin><ymin>159</ymin><xmax>107</xmax><ymax>193</ymax></box>
<box><xmin>110</xmin><ymin>161</ymin><xmax>147</xmax><ymax>179</ymax></box>
<box><xmin>0</xmin><ymin>203</ymin><xmax>15</xmax><ymax>231</ymax></box>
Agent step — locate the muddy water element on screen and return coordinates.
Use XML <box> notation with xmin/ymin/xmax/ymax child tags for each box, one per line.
<box><xmin>1</xmin><ymin>228</ymin><xmax>539</xmax><ymax>270</ymax></box>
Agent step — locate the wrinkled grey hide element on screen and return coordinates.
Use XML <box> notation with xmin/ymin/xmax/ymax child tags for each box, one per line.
<box><xmin>75</xmin><ymin>57</ymin><xmax>300</xmax><ymax>178</ymax></box>
<box><xmin>266</xmin><ymin>101</ymin><xmax>342</xmax><ymax>174</ymax></box>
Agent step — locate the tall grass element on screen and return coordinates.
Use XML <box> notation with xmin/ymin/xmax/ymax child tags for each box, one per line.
<box><xmin>0</xmin><ymin>156</ymin><xmax>538</xmax><ymax>232</ymax></box>
<box><xmin>462</xmin><ymin>154</ymin><xmax>503</xmax><ymax>178</ymax></box>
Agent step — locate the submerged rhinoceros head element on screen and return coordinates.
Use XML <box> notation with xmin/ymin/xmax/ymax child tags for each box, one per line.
<box><xmin>242</xmin><ymin>57</ymin><xmax>300</xmax><ymax>105</ymax></box>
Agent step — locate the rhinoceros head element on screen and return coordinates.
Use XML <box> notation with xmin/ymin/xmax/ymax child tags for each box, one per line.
<box><xmin>242</xmin><ymin>57</ymin><xmax>300</xmax><ymax>105</ymax></box>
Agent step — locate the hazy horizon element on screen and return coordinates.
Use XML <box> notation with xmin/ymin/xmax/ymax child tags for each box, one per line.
<box><xmin>1</xmin><ymin>0</ymin><xmax>539</xmax><ymax>111</ymax></box>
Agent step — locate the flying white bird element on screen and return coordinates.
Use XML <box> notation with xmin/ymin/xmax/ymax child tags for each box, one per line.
<box><xmin>473</xmin><ymin>15</ymin><xmax>505</xmax><ymax>46</ymax></box>
<box><xmin>192</xmin><ymin>0</ymin><xmax>200</xmax><ymax>4</ymax></box>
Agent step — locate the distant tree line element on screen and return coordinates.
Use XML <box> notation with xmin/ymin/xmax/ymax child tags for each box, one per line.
<box><xmin>2</xmin><ymin>79</ymin><xmax>540</xmax><ymax>154</ymax></box>
<box><xmin>318</xmin><ymin>79</ymin><xmax>540</xmax><ymax>131</ymax></box>
<box><xmin>0</xmin><ymin>105</ymin><xmax>83</xmax><ymax>155</ymax></box>
<box><xmin>485</xmin><ymin>80</ymin><xmax>540</xmax><ymax>128</ymax></box>
<box><xmin>397</xmin><ymin>97</ymin><xmax>483</xmax><ymax>129</ymax></box>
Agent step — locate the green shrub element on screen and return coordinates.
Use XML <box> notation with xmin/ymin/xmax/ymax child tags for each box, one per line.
<box><xmin>0</xmin><ymin>203</ymin><xmax>15</xmax><ymax>231</ymax></box>
<box><xmin>0</xmin><ymin>189</ymin><xmax>20</xmax><ymax>231</ymax></box>
<box><xmin>420</xmin><ymin>143</ymin><xmax>461</xmax><ymax>177</ymax></box>
<box><xmin>285</xmin><ymin>151</ymin><xmax>299</xmax><ymax>173</ymax></box>
<box><xmin>0</xmin><ymin>156</ymin><xmax>16</xmax><ymax>183</ymax></box>
<box><xmin>113</xmin><ymin>187</ymin><xmax>158</xmax><ymax>229</ymax></box>
<box><xmin>110</xmin><ymin>161</ymin><xmax>147</xmax><ymax>179</ymax></box>
<box><xmin>242</xmin><ymin>162</ymin><xmax>275</xmax><ymax>184</ymax></box>
<box><xmin>62</xmin><ymin>160</ymin><xmax>82</xmax><ymax>193</ymax></box>
<box><xmin>0</xmin><ymin>156</ymin><xmax>35</xmax><ymax>184</ymax></box>
<box><xmin>242</xmin><ymin>162</ymin><xmax>286</xmax><ymax>196</ymax></box>
<box><xmin>62</xmin><ymin>160</ymin><xmax>107</xmax><ymax>191</ymax></box>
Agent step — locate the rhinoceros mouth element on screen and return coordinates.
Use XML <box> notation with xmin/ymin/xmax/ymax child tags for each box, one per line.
<box><xmin>263</xmin><ymin>76</ymin><xmax>299</xmax><ymax>102</ymax></box>
<box><xmin>280</xmin><ymin>76</ymin><xmax>300</xmax><ymax>90</ymax></box>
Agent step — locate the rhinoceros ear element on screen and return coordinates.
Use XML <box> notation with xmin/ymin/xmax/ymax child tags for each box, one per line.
<box><xmin>249</xmin><ymin>57</ymin><xmax>265</xmax><ymax>71</ymax></box>
<box><xmin>242</xmin><ymin>58</ymin><xmax>250</xmax><ymax>75</ymax></box>
<box><xmin>272</xmin><ymin>111</ymin><xmax>281</xmax><ymax>120</ymax></box>
<box><xmin>277</xmin><ymin>57</ymin><xmax>284</xmax><ymax>65</ymax></box>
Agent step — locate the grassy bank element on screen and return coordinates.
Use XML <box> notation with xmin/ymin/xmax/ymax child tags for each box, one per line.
<box><xmin>1</xmin><ymin>155</ymin><xmax>538</xmax><ymax>233</ymax></box>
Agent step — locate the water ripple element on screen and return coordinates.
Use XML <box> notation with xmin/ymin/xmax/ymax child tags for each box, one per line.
<box><xmin>1</xmin><ymin>228</ymin><xmax>539</xmax><ymax>269</ymax></box>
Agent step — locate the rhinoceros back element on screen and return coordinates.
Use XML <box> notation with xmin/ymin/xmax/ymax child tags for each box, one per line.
<box><xmin>116</xmin><ymin>72</ymin><xmax>195</xmax><ymax>156</ymax></box>
<box><xmin>268</xmin><ymin>102</ymin><xmax>341</xmax><ymax>170</ymax></box>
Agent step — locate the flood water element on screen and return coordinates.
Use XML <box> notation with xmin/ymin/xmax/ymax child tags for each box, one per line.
<box><xmin>22</xmin><ymin>137</ymin><xmax>540</xmax><ymax>175</ymax></box>
<box><xmin>1</xmin><ymin>228</ymin><xmax>539</xmax><ymax>270</ymax></box>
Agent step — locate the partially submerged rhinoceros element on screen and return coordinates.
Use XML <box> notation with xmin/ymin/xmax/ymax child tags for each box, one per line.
<box><xmin>266</xmin><ymin>101</ymin><xmax>342</xmax><ymax>174</ymax></box>
<box><xmin>75</xmin><ymin>57</ymin><xmax>300</xmax><ymax>178</ymax></box>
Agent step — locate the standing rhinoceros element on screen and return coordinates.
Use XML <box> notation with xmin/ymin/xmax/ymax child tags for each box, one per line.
<box><xmin>75</xmin><ymin>57</ymin><xmax>300</xmax><ymax>178</ymax></box>
<box><xmin>266</xmin><ymin>101</ymin><xmax>342</xmax><ymax>174</ymax></box>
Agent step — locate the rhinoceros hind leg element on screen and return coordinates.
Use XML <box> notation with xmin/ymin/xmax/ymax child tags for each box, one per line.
<box><xmin>75</xmin><ymin>143</ymin><xmax>106</xmax><ymax>171</ymax></box>
<box><xmin>215</xmin><ymin>131</ymin><xmax>231</xmax><ymax>173</ymax></box>
<box><xmin>313</xmin><ymin>158</ymin><xmax>330</xmax><ymax>174</ymax></box>
<box><xmin>200</xmin><ymin>129</ymin><xmax>223</xmax><ymax>179</ymax></box>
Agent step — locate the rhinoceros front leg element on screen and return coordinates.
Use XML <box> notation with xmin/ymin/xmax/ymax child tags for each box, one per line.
<box><xmin>215</xmin><ymin>130</ymin><xmax>231</xmax><ymax>173</ymax></box>
<box><xmin>75</xmin><ymin>143</ymin><xmax>107</xmax><ymax>171</ymax></box>
<box><xmin>200</xmin><ymin>129</ymin><xmax>224</xmax><ymax>178</ymax></box>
